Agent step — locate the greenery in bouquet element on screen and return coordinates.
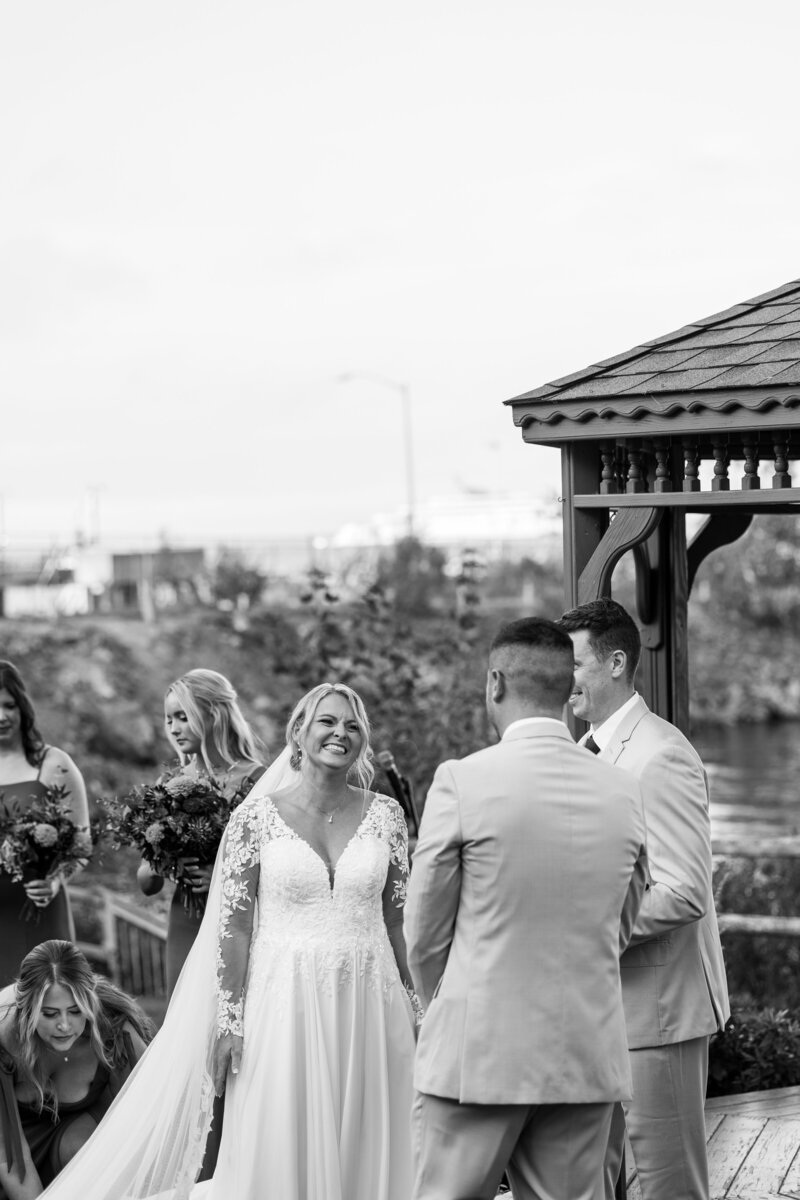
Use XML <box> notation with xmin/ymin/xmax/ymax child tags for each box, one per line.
<box><xmin>100</xmin><ymin>769</ymin><xmax>246</xmax><ymax>914</ymax></box>
<box><xmin>0</xmin><ymin>784</ymin><xmax>95</xmax><ymax>921</ymax></box>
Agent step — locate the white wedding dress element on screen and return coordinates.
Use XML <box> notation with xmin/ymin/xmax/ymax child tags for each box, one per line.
<box><xmin>209</xmin><ymin>792</ymin><xmax>417</xmax><ymax>1200</ymax></box>
<box><xmin>38</xmin><ymin>770</ymin><xmax>417</xmax><ymax>1200</ymax></box>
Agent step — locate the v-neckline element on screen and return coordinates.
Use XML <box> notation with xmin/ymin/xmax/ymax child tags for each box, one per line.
<box><xmin>266</xmin><ymin>795</ymin><xmax>378</xmax><ymax>890</ymax></box>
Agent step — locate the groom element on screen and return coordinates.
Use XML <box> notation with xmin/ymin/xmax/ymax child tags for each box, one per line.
<box><xmin>405</xmin><ymin>618</ymin><xmax>649</xmax><ymax>1200</ymax></box>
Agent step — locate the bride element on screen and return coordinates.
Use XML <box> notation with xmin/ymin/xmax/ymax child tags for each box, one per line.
<box><xmin>38</xmin><ymin>683</ymin><xmax>419</xmax><ymax>1200</ymax></box>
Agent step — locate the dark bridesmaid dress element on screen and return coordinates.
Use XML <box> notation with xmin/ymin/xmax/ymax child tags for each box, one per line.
<box><xmin>0</xmin><ymin>1031</ymin><xmax>139</xmax><ymax>1196</ymax></box>
<box><xmin>164</xmin><ymin>764</ymin><xmax>266</xmax><ymax>995</ymax></box>
<box><xmin>0</xmin><ymin>753</ymin><xmax>75</xmax><ymax>987</ymax></box>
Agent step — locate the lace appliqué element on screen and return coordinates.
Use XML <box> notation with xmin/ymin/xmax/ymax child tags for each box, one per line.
<box><xmin>215</xmin><ymin>793</ymin><xmax>418</xmax><ymax>1032</ymax></box>
<box><xmin>174</xmin><ymin>1073</ymin><xmax>216</xmax><ymax>1200</ymax></box>
<box><xmin>363</xmin><ymin>796</ymin><xmax>410</xmax><ymax>907</ymax></box>
<box><xmin>216</xmin><ymin>797</ymin><xmax>264</xmax><ymax>1036</ymax></box>
<box><xmin>405</xmin><ymin>982</ymin><xmax>425</xmax><ymax>1026</ymax></box>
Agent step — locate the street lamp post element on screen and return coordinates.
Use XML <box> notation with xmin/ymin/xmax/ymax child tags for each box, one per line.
<box><xmin>337</xmin><ymin>373</ymin><xmax>416</xmax><ymax>539</ymax></box>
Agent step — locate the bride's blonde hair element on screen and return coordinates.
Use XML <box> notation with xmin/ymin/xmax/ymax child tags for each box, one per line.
<box><xmin>286</xmin><ymin>683</ymin><xmax>374</xmax><ymax>790</ymax></box>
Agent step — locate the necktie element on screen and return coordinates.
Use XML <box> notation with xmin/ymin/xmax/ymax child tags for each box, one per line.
<box><xmin>584</xmin><ymin>734</ymin><xmax>601</xmax><ymax>755</ymax></box>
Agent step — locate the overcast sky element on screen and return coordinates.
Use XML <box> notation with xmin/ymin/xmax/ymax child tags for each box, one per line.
<box><xmin>3</xmin><ymin>0</ymin><xmax>799</xmax><ymax>547</ymax></box>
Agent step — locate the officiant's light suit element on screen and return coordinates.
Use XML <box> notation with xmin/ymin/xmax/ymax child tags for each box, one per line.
<box><xmin>405</xmin><ymin>719</ymin><xmax>648</xmax><ymax>1200</ymax></box>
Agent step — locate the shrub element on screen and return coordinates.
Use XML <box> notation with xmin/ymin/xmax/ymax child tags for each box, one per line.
<box><xmin>707</xmin><ymin>1005</ymin><xmax>800</xmax><ymax>1096</ymax></box>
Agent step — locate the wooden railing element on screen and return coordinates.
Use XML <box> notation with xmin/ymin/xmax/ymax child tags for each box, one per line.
<box><xmin>713</xmin><ymin>834</ymin><xmax>800</xmax><ymax>937</ymax></box>
<box><xmin>69</xmin><ymin>884</ymin><xmax>167</xmax><ymax>997</ymax></box>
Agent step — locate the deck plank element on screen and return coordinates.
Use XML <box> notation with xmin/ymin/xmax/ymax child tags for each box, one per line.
<box><xmin>726</xmin><ymin>1119</ymin><xmax>800</xmax><ymax>1196</ymax></box>
<box><xmin>707</xmin><ymin>1116</ymin><xmax>768</xmax><ymax>1197</ymax></box>
<box><xmin>504</xmin><ymin>1090</ymin><xmax>800</xmax><ymax>1199</ymax></box>
<box><xmin>706</xmin><ymin>1111</ymin><xmax>727</xmax><ymax>1139</ymax></box>
<box><xmin>708</xmin><ymin>1088</ymin><xmax>800</xmax><ymax>1118</ymax></box>
<box><xmin>777</xmin><ymin>1130</ymin><xmax>800</xmax><ymax>1196</ymax></box>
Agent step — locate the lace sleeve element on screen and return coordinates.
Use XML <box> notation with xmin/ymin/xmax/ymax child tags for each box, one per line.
<box><xmin>378</xmin><ymin>797</ymin><xmax>410</xmax><ymax>913</ymax></box>
<box><xmin>216</xmin><ymin>798</ymin><xmax>262</xmax><ymax>1037</ymax></box>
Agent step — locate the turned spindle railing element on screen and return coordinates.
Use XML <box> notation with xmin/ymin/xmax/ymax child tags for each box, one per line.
<box><xmin>589</xmin><ymin>434</ymin><xmax>797</xmax><ymax>501</ymax></box>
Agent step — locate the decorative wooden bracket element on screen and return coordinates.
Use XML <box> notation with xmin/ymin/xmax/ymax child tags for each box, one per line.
<box><xmin>687</xmin><ymin>513</ymin><xmax>754</xmax><ymax>594</ymax></box>
<box><xmin>578</xmin><ymin>506</ymin><xmax>663</xmax><ymax>604</ymax></box>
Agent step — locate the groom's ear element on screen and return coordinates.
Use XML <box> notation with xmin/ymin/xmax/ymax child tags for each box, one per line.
<box><xmin>488</xmin><ymin>667</ymin><xmax>506</xmax><ymax>702</ymax></box>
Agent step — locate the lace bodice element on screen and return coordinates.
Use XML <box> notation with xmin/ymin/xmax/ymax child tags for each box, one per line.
<box><xmin>216</xmin><ymin>794</ymin><xmax>409</xmax><ymax>1036</ymax></box>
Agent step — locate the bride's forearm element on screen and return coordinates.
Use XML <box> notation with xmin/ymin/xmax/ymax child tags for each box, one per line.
<box><xmin>385</xmin><ymin>918</ymin><xmax>414</xmax><ymax>993</ymax></box>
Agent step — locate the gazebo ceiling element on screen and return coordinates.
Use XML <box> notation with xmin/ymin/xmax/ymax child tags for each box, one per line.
<box><xmin>507</xmin><ymin>280</ymin><xmax>800</xmax><ymax>443</ymax></box>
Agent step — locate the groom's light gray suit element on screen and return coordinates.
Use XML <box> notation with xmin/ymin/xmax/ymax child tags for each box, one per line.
<box><xmin>405</xmin><ymin>719</ymin><xmax>649</xmax><ymax>1200</ymax></box>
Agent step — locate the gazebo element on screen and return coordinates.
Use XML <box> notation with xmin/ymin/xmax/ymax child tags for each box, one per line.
<box><xmin>505</xmin><ymin>282</ymin><xmax>800</xmax><ymax>1192</ymax></box>
<box><xmin>506</xmin><ymin>279</ymin><xmax>800</xmax><ymax>734</ymax></box>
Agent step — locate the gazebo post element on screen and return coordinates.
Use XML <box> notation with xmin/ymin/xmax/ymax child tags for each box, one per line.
<box><xmin>636</xmin><ymin>512</ymin><xmax>690</xmax><ymax>733</ymax></box>
<box><xmin>561</xmin><ymin>442</ymin><xmax>607</xmax><ymax>610</ymax></box>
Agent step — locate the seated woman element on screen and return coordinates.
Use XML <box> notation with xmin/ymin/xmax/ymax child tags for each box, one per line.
<box><xmin>0</xmin><ymin>941</ymin><xmax>153</xmax><ymax>1200</ymax></box>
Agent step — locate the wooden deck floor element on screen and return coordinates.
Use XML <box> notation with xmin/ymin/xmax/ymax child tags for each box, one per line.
<box><xmin>623</xmin><ymin>1087</ymin><xmax>800</xmax><ymax>1199</ymax></box>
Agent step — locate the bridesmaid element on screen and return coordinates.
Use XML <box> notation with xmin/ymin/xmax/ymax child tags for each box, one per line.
<box><xmin>0</xmin><ymin>940</ymin><xmax>153</xmax><ymax>1200</ymax></box>
<box><xmin>136</xmin><ymin>668</ymin><xmax>266</xmax><ymax>995</ymax></box>
<box><xmin>0</xmin><ymin>663</ymin><xmax>90</xmax><ymax>988</ymax></box>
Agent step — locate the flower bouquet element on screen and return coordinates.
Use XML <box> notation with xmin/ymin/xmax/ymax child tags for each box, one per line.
<box><xmin>101</xmin><ymin>769</ymin><xmax>247</xmax><ymax>916</ymax></box>
<box><xmin>0</xmin><ymin>784</ymin><xmax>94</xmax><ymax>922</ymax></box>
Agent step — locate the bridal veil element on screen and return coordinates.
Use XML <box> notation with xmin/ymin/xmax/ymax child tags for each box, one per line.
<box><xmin>38</xmin><ymin>749</ymin><xmax>294</xmax><ymax>1200</ymax></box>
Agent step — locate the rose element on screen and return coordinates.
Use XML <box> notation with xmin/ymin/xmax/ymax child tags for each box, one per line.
<box><xmin>32</xmin><ymin>823</ymin><xmax>59</xmax><ymax>848</ymax></box>
<box><xmin>163</xmin><ymin>776</ymin><xmax>211</xmax><ymax>800</ymax></box>
<box><xmin>73</xmin><ymin>830</ymin><xmax>93</xmax><ymax>856</ymax></box>
<box><xmin>144</xmin><ymin>822</ymin><xmax>165</xmax><ymax>845</ymax></box>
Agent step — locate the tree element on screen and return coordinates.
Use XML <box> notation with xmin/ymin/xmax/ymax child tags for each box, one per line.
<box><xmin>211</xmin><ymin>548</ymin><xmax>267</xmax><ymax>608</ymax></box>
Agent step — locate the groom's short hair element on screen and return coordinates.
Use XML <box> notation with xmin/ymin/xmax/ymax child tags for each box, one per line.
<box><xmin>490</xmin><ymin>618</ymin><xmax>575</xmax><ymax>707</ymax></box>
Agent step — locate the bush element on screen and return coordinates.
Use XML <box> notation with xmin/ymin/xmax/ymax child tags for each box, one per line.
<box><xmin>713</xmin><ymin>858</ymin><xmax>800</xmax><ymax>1009</ymax></box>
<box><xmin>708</xmin><ymin>1005</ymin><xmax>800</xmax><ymax>1096</ymax></box>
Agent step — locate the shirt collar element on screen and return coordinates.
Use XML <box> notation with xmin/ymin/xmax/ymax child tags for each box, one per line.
<box><xmin>502</xmin><ymin>717</ymin><xmax>567</xmax><ymax>741</ymax></box>
<box><xmin>590</xmin><ymin>692</ymin><xmax>640</xmax><ymax>751</ymax></box>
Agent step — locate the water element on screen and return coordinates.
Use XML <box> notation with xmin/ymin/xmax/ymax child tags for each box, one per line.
<box><xmin>694</xmin><ymin>722</ymin><xmax>800</xmax><ymax>842</ymax></box>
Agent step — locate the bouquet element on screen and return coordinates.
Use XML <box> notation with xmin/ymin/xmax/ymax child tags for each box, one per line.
<box><xmin>0</xmin><ymin>784</ymin><xmax>94</xmax><ymax>922</ymax></box>
<box><xmin>101</xmin><ymin>768</ymin><xmax>248</xmax><ymax>916</ymax></box>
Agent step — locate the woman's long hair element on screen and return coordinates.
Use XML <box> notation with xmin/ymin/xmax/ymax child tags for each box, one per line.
<box><xmin>0</xmin><ymin>660</ymin><xmax>45</xmax><ymax>767</ymax></box>
<box><xmin>164</xmin><ymin>669</ymin><xmax>263</xmax><ymax>775</ymax></box>
<box><xmin>286</xmin><ymin>682</ymin><xmax>375</xmax><ymax>791</ymax></box>
<box><xmin>13</xmin><ymin>941</ymin><xmax>153</xmax><ymax>1115</ymax></box>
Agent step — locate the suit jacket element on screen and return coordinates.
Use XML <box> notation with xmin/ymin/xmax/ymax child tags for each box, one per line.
<box><xmin>588</xmin><ymin>696</ymin><xmax>730</xmax><ymax>1048</ymax></box>
<box><xmin>405</xmin><ymin>721</ymin><xmax>648</xmax><ymax>1105</ymax></box>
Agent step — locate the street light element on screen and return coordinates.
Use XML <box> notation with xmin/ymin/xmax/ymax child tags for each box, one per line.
<box><xmin>337</xmin><ymin>372</ymin><xmax>416</xmax><ymax>539</ymax></box>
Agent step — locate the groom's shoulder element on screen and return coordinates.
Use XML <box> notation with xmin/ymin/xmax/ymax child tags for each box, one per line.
<box><xmin>440</xmin><ymin>740</ymin><xmax>507</xmax><ymax>778</ymax></box>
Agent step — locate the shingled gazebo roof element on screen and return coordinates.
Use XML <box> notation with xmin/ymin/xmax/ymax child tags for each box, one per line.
<box><xmin>507</xmin><ymin>280</ymin><xmax>800</xmax><ymax>439</ymax></box>
<box><xmin>505</xmin><ymin>279</ymin><xmax>800</xmax><ymax>734</ymax></box>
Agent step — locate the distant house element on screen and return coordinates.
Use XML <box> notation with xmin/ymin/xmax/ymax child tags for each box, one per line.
<box><xmin>109</xmin><ymin>548</ymin><xmax>207</xmax><ymax>618</ymax></box>
<box><xmin>0</xmin><ymin>547</ymin><xmax>110</xmax><ymax>619</ymax></box>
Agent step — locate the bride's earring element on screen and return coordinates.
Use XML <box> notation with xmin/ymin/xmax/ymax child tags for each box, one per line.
<box><xmin>290</xmin><ymin>744</ymin><xmax>302</xmax><ymax>771</ymax></box>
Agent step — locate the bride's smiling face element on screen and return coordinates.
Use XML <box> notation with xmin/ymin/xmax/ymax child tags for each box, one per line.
<box><xmin>301</xmin><ymin>694</ymin><xmax>363</xmax><ymax>773</ymax></box>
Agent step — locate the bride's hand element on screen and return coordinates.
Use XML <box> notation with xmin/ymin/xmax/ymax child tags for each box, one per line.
<box><xmin>211</xmin><ymin>1033</ymin><xmax>243</xmax><ymax>1095</ymax></box>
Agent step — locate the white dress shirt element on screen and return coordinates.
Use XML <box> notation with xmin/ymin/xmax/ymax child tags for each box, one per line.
<box><xmin>589</xmin><ymin>692</ymin><xmax>641</xmax><ymax>752</ymax></box>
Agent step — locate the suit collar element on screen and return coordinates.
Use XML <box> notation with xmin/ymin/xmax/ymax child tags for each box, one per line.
<box><xmin>502</xmin><ymin>719</ymin><xmax>575</xmax><ymax>744</ymax></box>
<box><xmin>599</xmin><ymin>695</ymin><xmax>650</xmax><ymax>762</ymax></box>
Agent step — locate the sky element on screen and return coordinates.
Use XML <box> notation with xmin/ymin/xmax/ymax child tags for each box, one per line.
<box><xmin>3</xmin><ymin>0</ymin><xmax>800</xmax><ymax>548</ymax></box>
